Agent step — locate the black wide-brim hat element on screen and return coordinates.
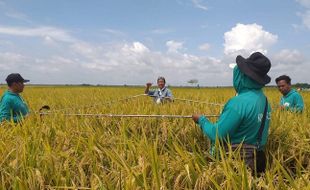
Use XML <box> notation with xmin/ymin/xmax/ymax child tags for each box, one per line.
<box><xmin>236</xmin><ymin>52</ymin><xmax>271</xmax><ymax>85</ymax></box>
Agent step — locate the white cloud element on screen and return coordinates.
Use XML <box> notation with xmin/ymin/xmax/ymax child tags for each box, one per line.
<box><xmin>0</xmin><ymin>39</ymin><xmax>14</xmax><ymax>47</ymax></box>
<box><xmin>122</xmin><ymin>42</ymin><xmax>150</xmax><ymax>54</ymax></box>
<box><xmin>70</xmin><ymin>42</ymin><xmax>102</xmax><ymax>59</ymax></box>
<box><xmin>69</xmin><ymin>41</ymin><xmax>226</xmax><ymax>85</ymax></box>
<box><xmin>0</xmin><ymin>52</ymin><xmax>25</xmax><ymax>63</ymax></box>
<box><xmin>0</xmin><ymin>25</ymin><xmax>234</xmax><ymax>85</ymax></box>
<box><xmin>33</xmin><ymin>56</ymin><xmax>78</xmax><ymax>73</ymax></box>
<box><xmin>43</xmin><ymin>36</ymin><xmax>59</xmax><ymax>46</ymax></box>
<box><xmin>0</xmin><ymin>26</ymin><xmax>76</xmax><ymax>42</ymax></box>
<box><xmin>4</xmin><ymin>11</ymin><xmax>32</xmax><ymax>23</ymax></box>
<box><xmin>199</xmin><ymin>43</ymin><xmax>210</xmax><ymax>51</ymax></box>
<box><xmin>269</xmin><ymin>49</ymin><xmax>309</xmax><ymax>84</ymax></box>
<box><xmin>272</xmin><ymin>49</ymin><xmax>304</xmax><ymax>65</ymax></box>
<box><xmin>103</xmin><ymin>28</ymin><xmax>126</xmax><ymax>36</ymax></box>
<box><xmin>0</xmin><ymin>2</ymin><xmax>32</xmax><ymax>23</ymax></box>
<box><xmin>296</xmin><ymin>0</ymin><xmax>310</xmax><ymax>8</ymax></box>
<box><xmin>151</xmin><ymin>28</ymin><xmax>172</xmax><ymax>34</ymax></box>
<box><xmin>0</xmin><ymin>38</ymin><xmax>228</xmax><ymax>85</ymax></box>
<box><xmin>0</xmin><ymin>52</ymin><xmax>28</xmax><ymax>71</ymax></box>
<box><xmin>300</xmin><ymin>10</ymin><xmax>310</xmax><ymax>29</ymax></box>
<box><xmin>224</xmin><ymin>23</ymin><xmax>278</xmax><ymax>56</ymax></box>
<box><xmin>296</xmin><ymin>0</ymin><xmax>310</xmax><ymax>29</ymax></box>
<box><xmin>192</xmin><ymin>0</ymin><xmax>208</xmax><ymax>11</ymax></box>
<box><xmin>166</xmin><ymin>40</ymin><xmax>184</xmax><ymax>53</ymax></box>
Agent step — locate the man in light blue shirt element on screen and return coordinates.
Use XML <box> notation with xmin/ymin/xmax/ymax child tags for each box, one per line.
<box><xmin>275</xmin><ymin>75</ymin><xmax>304</xmax><ymax>112</ymax></box>
<box><xmin>0</xmin><ymin>73</ymin><xmax>30</xmax><ymax>123</ymax></box>
<box><xmin>145</xmin><ymin>76</ymin><xmax>173</xmax><ymax>104</ymax></box>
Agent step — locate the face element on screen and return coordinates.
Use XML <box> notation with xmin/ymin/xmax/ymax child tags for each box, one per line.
<box><xmin>11</xmin><ymin>82</ymin><xmax>25</xmax><ymax>93</ymax></box>
<box><xmin>277</xmin><ymin>80</ymin><xmax>291</xmax><ymax>95</ymax></box>
<box><xmin>157</xmin><ymin>79</ymin><xmax>165</xmax><ymax>89</ymax></box>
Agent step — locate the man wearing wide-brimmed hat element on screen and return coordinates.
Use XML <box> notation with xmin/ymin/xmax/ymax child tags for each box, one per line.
<box><xmin>192</xmin><ymin>52</ymin><xmax>272</xmax><ymax>174</ymax></box>
<box><xmin>0</xmin><ymin>73</ymin><xmax>30</xmax><ymax>123</ymax></box>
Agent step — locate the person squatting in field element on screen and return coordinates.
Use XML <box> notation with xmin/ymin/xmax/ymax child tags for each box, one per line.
<box><xmin>0</xmin><ymin>73</ymin><xmax>30</xmax><ymax>123</ymax></box>
<box><xmin>275</xmin><ymin>75</ymin><xmax>304</xmax><ymax>112</ymax></box>
<box><xmin>192</xmin><ymin>52</ymin><xmax>272</xmax><ymax>174</ymax></box>
<box><xmin>145</xmin><ymin>76</ymin><xmax>173</xmax><ymax>104</ymax></box>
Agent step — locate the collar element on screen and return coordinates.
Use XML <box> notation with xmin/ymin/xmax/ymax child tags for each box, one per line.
<box><xmin>284</xmin><ymin>89</ymin><xmax>296</xmax><ymax>98</ymax></box>
<box><xmin>6</xmin><ymin>90</ymin><xmax>19</xmax><ymax>96</ymax></box>
<box><xmin>158</xmin><ymin>86</ymin><xmax>166</xmax><ymax>92</ymax></box>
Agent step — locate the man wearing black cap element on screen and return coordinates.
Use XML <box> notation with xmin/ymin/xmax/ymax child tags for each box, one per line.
<box><xmin>192</xmin><ymin>52</ymin><xmax>272</xmax><ymax>174</ymax></box>
<box><xmin>0</xmin><ymin>73</ymin><xmax>30</xmax><ymax>123</ymax></box>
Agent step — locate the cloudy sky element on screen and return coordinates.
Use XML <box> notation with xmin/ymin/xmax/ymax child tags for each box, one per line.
<box><xmin>0</xmin><ymin>0</ymin><xmax>309</xmax><ymax>86</ymax></box>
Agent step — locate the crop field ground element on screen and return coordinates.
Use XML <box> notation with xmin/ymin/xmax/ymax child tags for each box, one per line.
<box><xmin>0</xmin><ymin>86</ymin><xmax>309</xmax><ymax>189</ymax></box>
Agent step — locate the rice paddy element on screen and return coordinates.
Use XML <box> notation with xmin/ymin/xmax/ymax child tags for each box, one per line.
<box><xmin>0</xmin><ymin>86</ymin><xmax>309</xmax><ymax>189</ymax></box>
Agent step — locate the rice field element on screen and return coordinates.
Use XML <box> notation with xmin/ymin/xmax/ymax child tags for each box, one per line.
<box><xmin>0</xmin><ymin>86</ymin><xmax>309</xmax><ymax>189</ymax></box>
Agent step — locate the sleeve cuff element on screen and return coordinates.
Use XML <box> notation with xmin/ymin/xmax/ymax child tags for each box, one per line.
<box><xmin>197</xmin><ymin>115</ymin><xmax>207</xmax><ymax>125</ymax></box>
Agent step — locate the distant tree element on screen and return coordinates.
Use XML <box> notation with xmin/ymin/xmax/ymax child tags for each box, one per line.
<box><xmin>187</xmin><ymin>79</ymin><xmax>198</xmax><ymax>86</ymax></box>
<box><xmin>294</xmin><ymin>83</ymin><xmax>310</xmax><ymax>89</ymax></box>
<box><xmin>81</xmin><ymin>83</ymin><xmax>92</xmax><ymax>86</ymax></box>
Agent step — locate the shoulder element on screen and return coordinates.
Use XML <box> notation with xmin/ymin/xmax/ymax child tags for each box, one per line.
<box><xmin>291</xmin><ymin>90</ymin><xmax>303</xmax><ymax>98</ymax></box>
<box><xmin>294</xmin><ymin>90</ymin><xmax>303</xmax><ymax>96</ymax></box>
<box><xmin>224</xmin><ymin>96</ymin><xmax>243</xmax><ymax>109</ymax></box>
<box><xmin>1</xmin><ymin>93</ymin><xmax>15</xmax><ymax>102</ymax></box>
<box><xmin>0</xmin><ymin>94</ymin><xmax>16</xmax><ymax>107</ymax></box>
<box><xmin>226</xmin><ymin>91</ymin><xmax>263</xmax><ymax>108</ymax></box>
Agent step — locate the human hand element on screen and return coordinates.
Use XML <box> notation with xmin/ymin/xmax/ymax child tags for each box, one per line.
<box><xmin>192</xmin><ymin>114</ymin><xmax>201</xmax><ymax>123</ymax></box>
<box><xmin>146</xmin><ymin>82</ymin><xmax>152</xmax><ymax>87</ymax></box>
<box><xmin>279</xmin><ymin>105</ymin><xmax>285</xmax><ymax>110</ymax></box>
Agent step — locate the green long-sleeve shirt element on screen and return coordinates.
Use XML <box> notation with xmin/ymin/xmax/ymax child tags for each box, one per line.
<box><xmin>280</xmin><ymin>89</ymin><xmax>304</xmax><ymax>112</ymax></box>
<box><xmin>0</xmin><ymin>90</ymin><xmax>29</xmax><ymax>123</ymax></box>
<box><xmin>197</xmin><ymin>67</ymin><xmax>271</xmax><ymax>153</ymax></box>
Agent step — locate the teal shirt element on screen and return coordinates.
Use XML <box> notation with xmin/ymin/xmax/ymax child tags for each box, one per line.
<box><xmin>198</xmin><ymin>67</ymin><xmax>271</xmax><ymax>152</ymax></box>
<box><xmin>280</xmin><ymin>89</ymin><xmax>304</xmax><ymax>112</ymax></box>
<box><xmin>0</xmin><ymin>90</ymin><xmax>29</xmax><ymax>123</ymax></box>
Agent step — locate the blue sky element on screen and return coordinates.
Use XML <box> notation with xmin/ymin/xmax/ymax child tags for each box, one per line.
<box><xmin>0</xmin><ymin>0</ymin><xmax>309</xmax><ymax>86</ymax></box>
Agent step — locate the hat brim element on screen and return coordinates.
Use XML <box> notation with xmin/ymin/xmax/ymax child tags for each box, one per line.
<box><xmin>23</xmin><ymin>79</ymin><xmax>30</xmax><ymax>83</ymax></box>
<box><xmin>236</xmin><ymin>55</ymin><xmax>270</xmax><ymax>85</ymax></box>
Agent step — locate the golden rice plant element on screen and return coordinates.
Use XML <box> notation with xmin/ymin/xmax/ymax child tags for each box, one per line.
<box><xmin>0</xmin><ymin>86</ymin><xmax>309</xmax><ymax>189</ymax></box>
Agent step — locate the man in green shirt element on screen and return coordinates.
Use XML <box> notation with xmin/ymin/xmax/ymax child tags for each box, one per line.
<box><xmin>0</xmin><ymin>73</ymin><xmax>30</xmax><ymax>123</ymax></box>
<box><xmin>275</xmin><ymin>75</ymin><xmax>304</xmax><ymax>112</ymax></box>
<box><xmin>192</xmin><ymin>52</ymin><xmax>272</xmax><ymax>174</ymax></box>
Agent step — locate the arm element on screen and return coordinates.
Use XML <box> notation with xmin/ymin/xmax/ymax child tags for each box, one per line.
<box><xmin>145</xmin><ymin>83</ymin><xmax>152</xmax><ymax>94</ymax></box>
<box><xmin>0</xmin><ymin>99</ymin><xmax>22</xmax><ymax>123</ymax></box>
<box><xmin>10</xmin><ymin>97</ymin><xmax>29</xmax><ymax>123</ymax></box>
<box><xmin>0</xmin><ymin>100</ymin><xmax>12</xmax><ymax>122</ymax></box>
<box><xmin>165</xmin><ymin>89</ymin><xmax>173</xmax><ymax>102</ymax></box>
<box><xmin>12</xmin><ymin>113</ymin><xmax>25</xmax><ymax>123</ymax></box>
<box><xmin>194</xmin><ymin>106</ymin><xmax>242</xmax><ymax>142</ymax></box>
<box><xmin>292</xmin><ymin>94</ymin><xmax>304</xmax><ymax>112</ymax></box>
